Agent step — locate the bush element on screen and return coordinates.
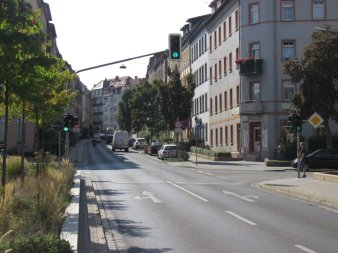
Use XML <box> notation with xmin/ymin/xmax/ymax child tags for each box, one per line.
<box><xmin>189</xmin><ymin>146</ymin><xmax>232</xmax><ymax>160</ymax></box>
<box><xmin>3</xmin><ymin>233</ymin><xmax>73</xmax><ymax>253</ymax></box>
<box><xmin>178</xmin><ymin>151</ymin><xmax>189</xmax><ymax>161</ymax></box>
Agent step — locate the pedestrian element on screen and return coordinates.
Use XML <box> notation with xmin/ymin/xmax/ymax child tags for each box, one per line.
<box><xmin>299</xmin><ymin>142</ymin><xmax>306</xmax><ymax>178</ymax></box>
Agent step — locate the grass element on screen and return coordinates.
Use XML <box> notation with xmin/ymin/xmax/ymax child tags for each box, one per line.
<box><xmin>0</xmin><ymin>155</ymin><xmax>75</xmax><ymax>252</ymax></box>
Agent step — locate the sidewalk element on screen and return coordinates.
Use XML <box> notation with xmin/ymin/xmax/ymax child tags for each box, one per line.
<box><xmin>61</xmin><ymin>140</ymin><xmax>338</xmax><ymax>252</ymax></box>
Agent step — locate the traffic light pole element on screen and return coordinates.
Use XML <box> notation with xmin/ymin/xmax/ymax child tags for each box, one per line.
<box><xmin>297</xmin><ymin>131</ymin><xmax>300</xmax><ymax>178</ymax></box>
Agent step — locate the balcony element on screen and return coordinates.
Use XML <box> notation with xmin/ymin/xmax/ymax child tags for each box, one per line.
<box><xmin>240</xmin><ymin>100</ymin><xmax>263</xmax><ymax>115</ymax></box>
<box><xmin>236</xmin><ymin>58</ymin><xmax>263</xmax><ymax>76</ymax></box>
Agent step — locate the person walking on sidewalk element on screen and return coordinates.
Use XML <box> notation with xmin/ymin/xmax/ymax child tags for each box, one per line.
<box><xmin>299</xmin><ymin>142</ymin><xmax>307</xmax><ymax>178</ymax></box>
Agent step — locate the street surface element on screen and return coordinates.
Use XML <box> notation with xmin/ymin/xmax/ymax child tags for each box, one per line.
<box><xmin>77</xmin><ymin>142</ymin><xmax>338</xmax><ymax>253</ymax></box>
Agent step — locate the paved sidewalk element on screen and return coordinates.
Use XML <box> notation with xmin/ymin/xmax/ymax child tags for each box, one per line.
<box><xmin>61</xmin><ymin>140</ymin><xmax>338</xmax><ymax>252</ymax></box>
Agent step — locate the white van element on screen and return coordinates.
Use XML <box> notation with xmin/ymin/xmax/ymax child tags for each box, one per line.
<box><xmin>112</xmin><ymin>130</ymin><xmax>129</xmax><ymax>152</ymax></box>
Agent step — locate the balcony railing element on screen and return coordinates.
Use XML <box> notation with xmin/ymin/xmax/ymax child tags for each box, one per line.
<box><xmin>236</xmin><ymin>58</ymin><xmax>263</xmax><ymax>76</ymax></box>
<box><xmin>239</xmin><ymin>100</ymin><xmax>263</xmax><ymax>115</ymax></box>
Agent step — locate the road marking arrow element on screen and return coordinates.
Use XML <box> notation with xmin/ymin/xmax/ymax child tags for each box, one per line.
<box><xmin>222</xmin><ymin>190</ymin><xmax>258</xmax><ymax>203</ymax></box>
<box><xmin>134</xmin><ymin>191</ymin><xmax>162</xmax><ymax>203</ymax></box>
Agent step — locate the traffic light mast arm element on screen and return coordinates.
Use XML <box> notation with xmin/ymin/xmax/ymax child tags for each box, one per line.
<box><xmin>75</xmin><ymin>50</ymin><xmax>166</xmax><ymax>74</ymax></box>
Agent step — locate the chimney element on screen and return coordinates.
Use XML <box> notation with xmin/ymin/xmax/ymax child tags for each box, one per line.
<box><xmin>134</xmin><ymin>76</ymin><xmax>138</xmax><ymax>80</ymax></box>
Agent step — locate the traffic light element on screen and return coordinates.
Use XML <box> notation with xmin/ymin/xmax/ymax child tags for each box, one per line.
<box><xmin>169</xmin><ymin>33</ymin><xmax>181</xmax><ymax>60</ymax></box>
<box><xmin>63</xmin><ymin>114</ymin><xmax>71</xmax><ymax>133</ymax></box>
<box><xmin>295</xmin><ymin>113</ymin><xmax>302</xmax><ymax>132</ymax></box>
<box><xmin>71</xmin><ymin>115</ymin><xmax>79</xmax><ymax>128</ymax></box>
<box><xmin>288</xmin><ymin>112</ymin><xmax>302</xmax><ymax>132</ymax></box>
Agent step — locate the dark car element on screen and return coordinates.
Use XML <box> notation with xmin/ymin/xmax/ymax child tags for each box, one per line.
<box><xmin>291</xmin><ymin>149</ymin><xmax>338</xmax><ymax>170</ymax></box>
<box><xmin>128</xmin><ymin>138</ymin><xmax>136</xmax><ymax>147</ymax></box>
<box><xmin>148</xmin><ymin>142</ymin><xmax>162</xmax><ymax>156</ymax></box>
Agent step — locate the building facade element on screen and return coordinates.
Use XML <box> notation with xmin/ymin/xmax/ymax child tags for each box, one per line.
<box><xmin>180</xmin><ymin>0</ymin><xmax>338</xmax><ymax>160</ymax></box>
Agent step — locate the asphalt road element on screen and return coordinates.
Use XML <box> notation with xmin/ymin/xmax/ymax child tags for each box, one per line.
<box><xmin>78</xmin><ymin>142</ymin><xmax>338</xmax><ymax>253</ymax></box>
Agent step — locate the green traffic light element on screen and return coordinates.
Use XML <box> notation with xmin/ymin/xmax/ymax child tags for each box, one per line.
<box><xmin>64</xmin><ymin>126</ymin><xmax>69</xmax><ymax>132</ymax></box>
<box><xmin>172</xmin><ymin>51</ymin><xmax>179</xmax><ymax>59</ymax></box>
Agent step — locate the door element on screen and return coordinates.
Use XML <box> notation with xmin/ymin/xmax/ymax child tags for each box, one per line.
<box><xmin>253</xmin><ymin>124</ymin><xmax>261</xmax><ymax>153</ymax></box>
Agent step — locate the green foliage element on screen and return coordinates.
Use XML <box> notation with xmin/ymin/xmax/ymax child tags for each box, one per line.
<box><xmin>178</xmin><ymin>151</ymin><xmax>189</xmax><ymax>161</ymax></box>
<box><xmin>189</xmin><ymin>146</ymin><xmax>232</xmax><ymax>160</ymax></box>
<box><xmin>284</xmin><ymin>25</ymin><xmax>338</xmax><ymax>148</ymax></box>
<box><xmin>2</xmin><ymin>233</ymin><xmax>72</xmax><ymax>253</ymax></box>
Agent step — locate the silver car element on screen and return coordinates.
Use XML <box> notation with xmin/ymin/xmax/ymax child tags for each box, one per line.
<box><xmin>133</xmin><ymin>138</ymin><xmax>146</xmax><ymax>150</ymax></box>
<box><xmin>158</xmin><ymin>144</ymin><xmax>177</xmax><ymax>160</ymax></box>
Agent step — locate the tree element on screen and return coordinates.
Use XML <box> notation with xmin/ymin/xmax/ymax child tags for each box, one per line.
<box><xmin>284</xmin><ymin>24</ymin><xmax>338</xmax><ymax>148</ymax></box>
<box><xmin>0</xmin><ymin>0</ymin><xmax>74</xmax><ymax>186</ymax></box>
<box><xmin>117</xmin><ymin>89</ymin><xmax>133</xmax><ymax>133</ymax></box>
<box><xmin>157</xmin><ymin>66</ymin><xmax>194</xmax><ymax>130</ymax></box>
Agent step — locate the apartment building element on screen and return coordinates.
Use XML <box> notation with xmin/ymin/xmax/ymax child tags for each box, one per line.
<box><xmin>91</xmin><ymin>76</ymin><xmax>142</xmax><ymax>132</ymax></box>
<box><xmin>185</xmin><ymin>0</ymin><xmax>338</xmax><ymax>161</ymax></box>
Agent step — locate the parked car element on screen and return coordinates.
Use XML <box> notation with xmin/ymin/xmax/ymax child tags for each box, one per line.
<box><xmin>112</xmin><ymin>130</ymin><xmax>129</xmax><ymax>152</ymax></box>
<box><xmin>128</xmin><ymin>138</ymin><xmax>136</xmax><ymax>147</ymax></box>
<box><xmin>158</xmin><ymin>144</ymin><xmax>177</xmax><ymax>160</ymax></box>
<box><xmin>133</xmin><ymin>138</ymin><xmax>146</xmax><ymax>150</ymax></box>
<box><xmin>291</xmin><ymin>149</ymin><xmax>338</xmax><ymax>170</ymax></box>
<box><xmin>148</xmin><ymin>142</ymin><xmax>163</xmax><ymax>156</ymax></box>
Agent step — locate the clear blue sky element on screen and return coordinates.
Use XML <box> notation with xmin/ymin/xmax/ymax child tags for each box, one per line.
<box><xmin>44</xmin><ymin>0</ymin><xmax>211</xmax><ymax>89</ymax></box>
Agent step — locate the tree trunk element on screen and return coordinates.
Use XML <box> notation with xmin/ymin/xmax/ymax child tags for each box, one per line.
<box><xmin>2</xmin><ymin>83</ymin><xmax>9</xmax><ymax>187</ymax></box>
<box><xmin>20</xmin><ymin>100</ymin><xmax>26</xmax><ymax>183</ymax></box>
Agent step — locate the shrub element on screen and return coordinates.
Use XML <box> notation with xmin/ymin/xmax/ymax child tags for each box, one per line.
<box><xmin>178</xmin><ymin>151</ymin><xmax>189</xmax><ymax>161</ymax></box>
<box><xmin>6</xmin><ymin>233</ymin><xmax>73</xmax><ymax>253</ymax></box>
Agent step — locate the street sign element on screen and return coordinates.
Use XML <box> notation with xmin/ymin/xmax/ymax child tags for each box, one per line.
<box><xmin>174</xmin><ymin>121</ymin><xmax>182</xmax><ymax>128</ymax></box>
<box><xmin>174</xmin><ymin>127</ymin><xmax>182</xmax><ymax>133</ymax></box>
<box><xmin>308</xmin><ymin>112</ymin><xmax>324</xmax><ymax>128</ymax></box>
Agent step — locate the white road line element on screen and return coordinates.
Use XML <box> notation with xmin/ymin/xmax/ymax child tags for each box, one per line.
<box><xmin>294</xmin><ymin>244</ymin><xmax>317</xmax><ymax>253</ymax></box>
<box><xmin>226</xmin><ymin>211</ymin><xmax>257</xmax><ymax>226</ymax></box>
<box><xmin>166</xmin><ymin>181</ymin><xmax>208</xmax><ymax>202</ymax></box>
<box><xmin>222</xmin><ymin>190</ymin><xmax>258</xmax><ymax>203</ymax></box>
<box><xmin>206</xmin><ymin>172</ymin><xmax>214</xmax><ymax>176</ymax></box>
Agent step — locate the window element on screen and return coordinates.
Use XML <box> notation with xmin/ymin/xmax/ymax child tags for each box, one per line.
<box><xmin>214</xmin><ymin>63</ymin><xmax>217</xmax><ymax>82</ymax></box>
<box><xmin>281</xmin><ymin>0</ymin><xmax>294</xmax><ymax>21</ymax></box>
<box><xmin>224</xmin><ymin>91</ymin><xmax>227</xmax><ymax>110</ymax></box>
<box><xmin>214</xmin><ymin>30</ymin><xmax>217</xmax><ymax>49</ymax></box>
<box><xmin>205</xmin><ymin>63</ymin><xmax>208</xmax><ymax>81</ymax></box>
<box><xmin>209</xmin><ymin>35</ymin><xmax>212</xmax><ymax>53</ymax></box>
<box><xmin>215</xmin><ymin>96</ymin><xmax>218</xmax><ymax>114</ymax></box>
<box><xmin>249</xmin><ymin>3</ymin><xmax>259</xmax><ymax>24</ymax></box>
<box><xmin>219</xmin><ymin>94</ymin><xmax>222</xmax><ymax>112</ymax></box>
<box><xmin>220</xmin><ymin>127</ymin><xmax>223</xmax><ymax>146</ymax></box>
<box><xmin>230</xmin><ymin>88</ymin><xmax>233</xmax><ymax>108</ymax></box>
<box><xmin>209</xmin><ymin>67</ymin><xmax>213</xmax><ymax>84</ymax></box>
<box><xmin>223</xmin><ymin>56</ymin><xmax>227</xmax><ymax>76</ymax></box>
<box><xmin>229</xmin><ymin>16</ymin><xmax>232</xmax><ymax>36</ymax></box>
<box><xmin>219</xmin><ymin>60</ymin><xmax>222</xmax><ymax>79</ymax></box>
<box><xmin>235</xmin><ymin>10</ymin><xmax>239</xmax><ymax>30</ymax></box>
<box><xmin>210</xmin><ymin>98</ymin><xmax>213</xmax><ymax>115</ymax></box>
<box><xmin>218</xmin><ymin>26</ymin><xmax>222</xmax><ymax>45</ymax></box>
<box><xmin>250</xmin><ymin>42</ymin><xmax>260</xmax><ymax>59</ymax></box>
<box><xmin>313</xmin><ymin>0</ymin><xmax>325</xmax><ymax>20</ymax></box>
<box><xmin>251</xmin><ymin>81</ymin><xmax>261</xmax><ymax>101</ymax></box>
<box><xmin>236</xmin><ymin>85</ymin><xmax>240</xmax><ymax>106</ymax></box>
<box><xmin>229</xmin><ymin>52</ymin><xmax>233</xmax><ymax>72</ymax></box>
<box><xmin>230</xmin><ymin>125</ymin><xmax>234</xmax><ymax>145</ymax></box>
<box><xmin>225</xmin><ymin>126</ymin><xmax>228</xmax><ymax>145</ymax></box>
<box><xmin>216</xmin><ymin>128</ymin><xmax>218</xmax><ymax>146</ymax></box>
<box><xmin>210</xmin><ymin>129</ymin><xmax>213</xmax><ymax>147</ymax></box>
<box><xmin>205</xmin><ymin>93</ymin><xmax>208</xmax><ymax>111</ymax></box>
<box><xmin>223</xmin><ymin>21</ymin><xmax>227</xmax><ymax>40</ymax></box>
<box><xmin>283</xmin><ymin>80</ymin><xmax>295</xmax><ymax>100</ymax></box>
<box><xmin>282</xmin><ymin>40</ymin><xmax>295</xmax><ymax>60</ymax></box>
<box><xmin>236</xmin><ymin>48</ymin><xmax>239</xmax><ymax>66</ymax></box>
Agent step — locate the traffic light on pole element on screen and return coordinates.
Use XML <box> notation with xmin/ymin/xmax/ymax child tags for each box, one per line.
<box><xmin>169</xmin><ymin>33</ymin><xmax>181</xmax><ymax>60</ymax></box>
<box><xmin>63</xmin><ymin>114</ymin><xmax>70</xmax><ymax>133</ymax></box>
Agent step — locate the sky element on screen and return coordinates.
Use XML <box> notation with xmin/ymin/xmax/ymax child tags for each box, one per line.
<box><xmin>44</xmin><ymin>0</ymin><xmax>212</xmax><ymax>90</ymax></box>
